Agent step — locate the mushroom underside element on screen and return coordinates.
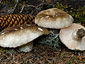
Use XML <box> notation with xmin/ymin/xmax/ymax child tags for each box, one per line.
<box><xmin>59</xmin><ymin>23</ymin><xmax>85</xmax><ymax>50</ymax></box>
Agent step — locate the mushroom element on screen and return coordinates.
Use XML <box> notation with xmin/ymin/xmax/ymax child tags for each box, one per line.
<box><xmin>59</xmin><ymin>23</ymin><xmax>85</xmax><ymax>50</ymax></box>
<box><xmin>34</xmin><ymin>8</ymin><xmax>73</xmax><ymax>47</ymax></box>
<box><xmin>0</xmin><ymin>24</ymin><xmax>50</xmax><ymax>52</ymax></box>
<box><xmin>35</xmin><ymin>8</ymin><xmax>73</xmax><ymax>29</ymax></box>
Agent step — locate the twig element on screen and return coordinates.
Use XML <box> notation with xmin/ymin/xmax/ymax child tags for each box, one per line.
<box><xmin>20</xmin><ymin>5</ymin><xmax>25</xmax><ymax>13</ymax></box>
<box><xmin>8</xmin><ymin>0</ymin><xmax>19</xmax><ymax>14</ymax></box>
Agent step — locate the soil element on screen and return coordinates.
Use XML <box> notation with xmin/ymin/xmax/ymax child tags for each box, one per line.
<box><xmin>77</xmin><ymin>28</ymin><xmax>85</xmax><ymax>38</ymax></box>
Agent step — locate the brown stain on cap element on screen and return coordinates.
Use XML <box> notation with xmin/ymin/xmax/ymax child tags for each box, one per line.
<box><xmin>37</xmin><ymin>8</ymin><xmax>69</xmax><ymax>21</ymax></box>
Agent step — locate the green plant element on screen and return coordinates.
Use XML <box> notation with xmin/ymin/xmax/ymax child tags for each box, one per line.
<box><xmin>76</xmin><ymin>56</ymin><xmax>79</xmax><ymax>63</ymax></box>
<box><xmin>66</xmin><ymin>60</ymin><xmax>73</xmax><ymax>64</ymax></box>
<box><xmin>83</xmin><ymin>60</ymin><xmax>85</xmax><ymax>63</ymax></box>
<box><xmin>61</xmin><ymin>53</ymin><xmax>66</xmax><ymax>57</ymax></box>
<box><xmin>0</xmin><ymin>48</ymin><xmax>6</xmax><ymax>53</ymax></box>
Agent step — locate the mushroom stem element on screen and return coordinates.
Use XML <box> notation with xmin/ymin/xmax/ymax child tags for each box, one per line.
<box><xmin>77</xmin><ymin>28</ymin><xmax>85</xmax><ymax>39</ymax></box>
<box><xmin>19</xmin><ymin>42</ymin><xmax>33</xmax><ymax>52</ymax></box>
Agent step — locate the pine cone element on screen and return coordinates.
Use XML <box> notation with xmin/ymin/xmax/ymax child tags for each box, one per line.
<box><xmin>0</xmin><ymin>14</ymin><xmax>35</xmax><ymax>30</ymax></box>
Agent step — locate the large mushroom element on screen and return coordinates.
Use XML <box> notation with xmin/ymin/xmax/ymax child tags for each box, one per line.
<box><xmin>35</xmin><ymin>8</ymin><xmax>73</xmax><ymax>29</ymax></box>
<box><xmin>34</xmin><ymin>8</ymin><xmax>73</xmax><ymax>47</ymax></box>
<box><xmin>59</xmin><ymin>23</ymin><xmax>85</xmax><ymax>50</ymax></box>
<box><xmin>0</xmin><ymin>24</ymin><xmax>50</xmax><ymax>52</ymax></box>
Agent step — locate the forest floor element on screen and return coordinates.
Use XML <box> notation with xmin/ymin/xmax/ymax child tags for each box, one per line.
<box><xmin>0</xmin><ymin>0</ymin><xmax>85</xmax><ymax>64</ymax></box>
<box><xmin>0</xmin><ymin>43</ymin><xmax>85</xmax><ymax>64</ymax></box>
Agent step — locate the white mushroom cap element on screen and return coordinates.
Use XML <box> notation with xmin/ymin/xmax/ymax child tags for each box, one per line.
<box><xmin>59</xmin><ymin>23</ymin><xmax>85</xmax><ymax>50</ymax></box>
<box><xmin>0</xmin><ymin>24</ymin><xmax>49</xmax><ymax>48</ymax></box>
<box><xmin>35</xmin><ymin>8</ymin><xmax>73</xmax><ymax>29</ymax></box>
<box><xmin>76</xmin><ymin>36</ymin><xmax>85</xmax><ymax>50</ymax></box>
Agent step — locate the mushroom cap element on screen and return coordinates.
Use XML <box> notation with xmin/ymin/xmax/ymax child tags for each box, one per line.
<box><xmin>59</xmin><ymin>23</ymin><xmax>85</xmax><ymax>50</ymax></box>
<box><xmin>0</xmin><ymin>24</ymin><xmax>50</xmax><ymax>48</ymax></box>
<box><xmin>35</xmin><ymin>8</ymin><xmax>73</xmax><ymax>29</ymax></box>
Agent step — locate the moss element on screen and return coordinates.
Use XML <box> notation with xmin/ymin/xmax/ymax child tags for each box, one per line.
<box><xmin>35</xmin><ymin>30</ymin><xmax>61</xmax><ymax>49</ymax></box>
<box><xmin>0</xmin><ymin>48</ymin><xmax>6</xmax><ymax>53</ymax></box>
<box><xmin>53</xmin><ymin>2</ymin><xmax>85</xmax><ymax>26</ymax></box>
<box><xmin>3</xmin><ymin>54</ymin><xmax>6</xmax><ymax>57</ymax></box>
<box><xmin>76</xmin><ymin>57</ymin><xmax>79</xmax><ymax>62</ymax></box>
<box><xmin>83</xmin><ymin>60</ymin><xmax>85</xmax><ymax>63</ymax></box>
<box><xmin>66</xmin><ymin>60</ymin><xmax>73</xmax><ymax>64</ymax></box>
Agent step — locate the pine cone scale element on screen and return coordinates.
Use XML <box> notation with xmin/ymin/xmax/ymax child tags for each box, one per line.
<box><xmin>0</xmin><ymin>14</ymin><xmax>35</xmax><ymax>30</ymax></box>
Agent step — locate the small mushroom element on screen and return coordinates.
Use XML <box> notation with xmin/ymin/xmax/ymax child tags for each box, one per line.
<box><xmin>35</xmin><ymin>8</ymin><xmax>73</xmax><ymax>29</ymax></box>
<box><xmin>59</xmin><ymin>23</ymin><xmax>85</xmax><ymax>50</ymax></box>
<box><xmin>0</xmin><ymin>24</ymin><xmax>50</xmax><ymax>52</ymax></box>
